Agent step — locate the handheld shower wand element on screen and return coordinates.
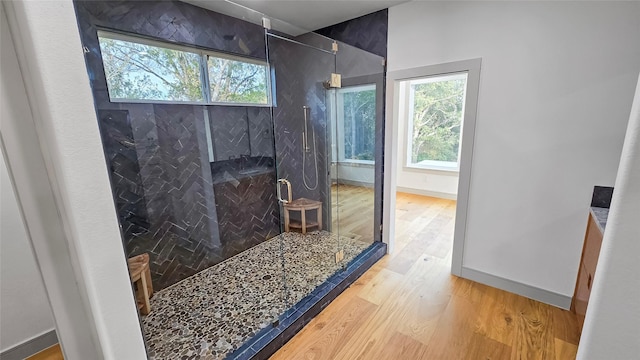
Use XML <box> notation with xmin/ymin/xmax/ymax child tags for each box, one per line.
<box><xmin>302</xmin><ymin>106</ymin><xmax>311</xmax><ymax>153</ymax></box>
<box><xmin>302</xmin><ymin>106</ymin><xmax>318</xmax><ymax>190</ymax></box>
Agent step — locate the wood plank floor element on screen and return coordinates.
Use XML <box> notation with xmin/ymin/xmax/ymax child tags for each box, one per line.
<box><xmin>26</xmin><ymin>345</ymin><xmax>63</xmax><ymax>360</ymax></box>
<box><xmin>331</xmin><ymin>184</ymin><xmax>376</xmax><ymax>242</ymax></box>
<box><xmin>30</xmin><ymin>192</ymin><xmax>580</xmax><ymax>360</ymax></box>
<box><xmin>271</xmin><ymin>192</ymin><xmax>581</xmax><ymax>360</ymax></box>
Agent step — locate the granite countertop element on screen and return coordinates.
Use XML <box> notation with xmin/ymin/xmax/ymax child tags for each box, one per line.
<box><xmin>589</xmin><ymin>186</ymin><xmax>613</xmax><ymax>234</ymax></box>
<box><xmin>590</xmin><ymin>207</ymin><xmax>609</xmax><ymax>234</ymax></box>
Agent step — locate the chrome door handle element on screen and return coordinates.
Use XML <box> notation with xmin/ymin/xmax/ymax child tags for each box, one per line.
<box><xmin>277</xmin><ymin>179</ymin><xmax>292</xmax><ymax>204</ymax></box>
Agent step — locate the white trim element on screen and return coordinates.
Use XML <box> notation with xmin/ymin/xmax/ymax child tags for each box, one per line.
<box><xmin>3</xmin><ymin>2</ymin><xmax>147</xmax><ymax>358</ymax></box>
<box><xmin>384</xmin><ymin>58</ymin><xmax>481</xmax><ymax>274</ymax></box>
<box><xmin>1</xmin><ymin>4</ymin><xmax>103</xmax><ymax>358</ymax></box>
<box><xmin>338</xmin><ymin>83</ymin><xmax>376</xmax><ymax>94</ymax></box>
<box><xmin>460</xmin><ymin>267</ymin><xmax>572</xmax><ymax>309</ymax></box>
<box><xmin>408</xmin><ymin>72</ymin><xmax>468</xmax><ymax>86</ymax></box>
<box><xmin>396</xmin><ymin>186</ymin><xmax>457</xmax><ymax>200</ymax></box>
<box><xmin>404</xmin><ymin>161</ymin><xmax>460</xmax><ymax>173</ymax></box>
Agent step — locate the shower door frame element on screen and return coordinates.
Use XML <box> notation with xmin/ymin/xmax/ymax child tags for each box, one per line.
<box><xmin>337</xmin><ymin>73</ymin><xmax>385</xmax><ymax>243</ymax></box>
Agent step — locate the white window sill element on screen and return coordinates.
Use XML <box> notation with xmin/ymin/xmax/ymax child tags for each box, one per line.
<box><xmin>404</xmin><ymin>164</ymin><xmax>459</xmax><ymax>174</ymax></box>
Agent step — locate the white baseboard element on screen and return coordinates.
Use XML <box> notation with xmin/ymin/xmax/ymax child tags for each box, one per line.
<box><xmin>460</xmin><ymin>266</ymin><xmax>572</xmax><ymax>309</ymax></box>
<box><xmin>396</xmin><ymin>186</ymin><xmax>457</xmax><ymax>200</ymax></box>
<box><xmin>0</xmin><ymin>330</ymin><xmax>58</xmax><ymax>360</ymax></box>
<box><xmin>336</xmin><ymin>179</ymin><xmax>375</xmax><ymax>188</ymax></box>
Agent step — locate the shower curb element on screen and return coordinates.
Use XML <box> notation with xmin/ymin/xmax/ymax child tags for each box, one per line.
<box><xmin>227</xmin><ymin>241</ymin><xmax>387</xmax><ymax>360</ymax></box>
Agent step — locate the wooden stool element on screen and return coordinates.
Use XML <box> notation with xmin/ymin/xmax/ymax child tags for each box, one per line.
<box><xmin>127</xmin><ymin>253</ymin><xmax>153</xmax><ymax>315</ymax></box>
<box><xmin>283</xmin><ymin>198</ymin><xmax>322</xmax><ymax>234</ymax></box>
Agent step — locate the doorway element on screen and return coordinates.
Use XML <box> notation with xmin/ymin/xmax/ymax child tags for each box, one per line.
<box><xmin>383</xmin><ymin>59</ymin><xmax>481</xmax><ymax>275</ymax></box>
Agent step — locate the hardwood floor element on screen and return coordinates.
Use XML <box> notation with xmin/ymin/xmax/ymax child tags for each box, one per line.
<box><xmin>271</xmin><ymin>192</ymin><xmax>581</xmax><ymax>360</ymax></box>
<box><xmin>31</xmin><ymin>192</ymin><xmax>580</xmax><ymax>359</ymax></box>
<box><xmin>26</xmin><ymin>345</ymin><xmax>63</xmax><ymax>360</ymax></box>
<box><xmin>331</xmin><ymin>184</ymin><xmax>375</xmax><ymax>242</ymax></box>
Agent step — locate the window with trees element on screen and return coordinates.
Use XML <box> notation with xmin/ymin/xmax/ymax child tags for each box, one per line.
<box><xmin>406</xmin><ymin>72</ymin><xmax>468</xmax><ymax>171</ymax></box>
<box><xmin>97</xmin><ymin>31</ymin><xmax>269</xmax><ymax>105</ymax></box>
<box><xmin>336</xmin><ymin>84</ymin><xmax>376</xmax><ymax>163</ymax></box>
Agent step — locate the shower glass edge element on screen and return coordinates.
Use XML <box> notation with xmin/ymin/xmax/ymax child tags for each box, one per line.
<box><xmin>265</xmin><ymin>30</ymin><xmax>343</xmax><ymax>324</ymax></box>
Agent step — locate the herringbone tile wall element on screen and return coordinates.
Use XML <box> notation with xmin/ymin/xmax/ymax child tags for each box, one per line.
<box><xmin>75</xmin><ymin>0</ymin><xmax>279</xmax><ymax>290</ymax></box>
<box><xmin>97</xmin><ymin>109</ymin><xmax>150</xmax><ymax>240</ymax></box>
<box><xmin>74</xmin><ymin>0</ymin><xmax>388</xmax><ymax>291</ymax></box>
<box><xmin>316</xmin><ymin>9</ymin><xmax>388</xmax><ymax>58</ymax></box>
<box><xmin>268</xmin><ymin>36</ymin><xmax>334</xmax><ymax>225</ymax></box>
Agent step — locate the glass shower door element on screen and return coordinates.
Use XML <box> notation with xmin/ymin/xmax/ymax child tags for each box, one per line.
<box><xmin>267</xmin><ymin>33</ymin><xmax>342</xmax><ymax>316</ymax></box>
<box><xmin>332</xmin><ymin>40</ymin><xmax>385</xmax><ymax>247</ymax></box>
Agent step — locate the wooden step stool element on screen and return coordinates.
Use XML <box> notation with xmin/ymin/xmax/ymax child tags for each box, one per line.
<box><xmin>283</xmin><ymin>198</ymin><xmax>322</xmax><ymax>234</ymax></box>
<box><xmin>127</xmin><ymin>253</ymin><xmax>153</xmax><ymax>315</ymax></box>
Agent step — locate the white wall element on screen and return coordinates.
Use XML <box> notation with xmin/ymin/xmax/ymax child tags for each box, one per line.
<box><xmin>577</xmin><ymin>75</ymin><xmax>640</xmax><ymax>359</ymax></box>
<box><xmin>332</xmin><ymin>162</ymin><xmax>375</xmax><ymax>186</ymax></box>
<box><xmin>0</xmin><ymin>148</ymin><xmax>55</xmax><ymax>352</ymax></box>
<box><xmin>388</xmin><ymin>2</ymin><xmax>640</xmax><ymax>301</ymax></box>
<box><xmin>2</xmin><ymin>1</ymin><xmax>147</xmax><ymax>358</ymax></box>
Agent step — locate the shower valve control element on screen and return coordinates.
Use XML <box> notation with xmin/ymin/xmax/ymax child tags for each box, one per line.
<box><xmin>323</xmin><ymin>73</ymin><xmax>342</xmax><ymax>89</ymax></box>
<box><xmin>330</xmin><ymin>73</ymin><xmax>341</xmax><ymax>88</ymax></box>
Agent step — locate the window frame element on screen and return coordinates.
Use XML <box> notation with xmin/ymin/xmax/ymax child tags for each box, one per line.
<box><xmin>403</xmin><ymin>71</ymin><xmax>471</xmax><ymax>173</ymax></box>
<box><xmin>335</xmin><ymin>83</ymin><xmax>377</xmax><ymax>165</ymax></box>
<box><xmin>97</xmin><ymin>30</ymin><xmax>272</xmax><ymax>107</ymax></box>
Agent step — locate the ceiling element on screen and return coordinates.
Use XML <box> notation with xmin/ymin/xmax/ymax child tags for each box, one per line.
<box><xmin>182</xmin><ymin>0</ymin><xmax>410</xmax><ymax>36</ymax></box>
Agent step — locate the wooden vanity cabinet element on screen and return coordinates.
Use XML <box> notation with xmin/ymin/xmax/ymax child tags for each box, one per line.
<box><xmin>571</xmin><ymin>212</ymin><xmax>604</xmax><ymax>331</ymax></box>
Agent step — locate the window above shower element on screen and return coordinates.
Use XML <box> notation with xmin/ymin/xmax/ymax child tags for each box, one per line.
<box><xmin>333</xmin><ymin>84</ymin><xmax>376</xmax><ymax>164</ymax></box>
<box><xmin>97</xmin><ymin>31</ymin><xmax>270</xmax><ymax>106</ymax></box>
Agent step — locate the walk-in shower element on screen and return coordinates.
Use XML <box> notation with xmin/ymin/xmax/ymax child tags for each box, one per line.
<box><xmin>74</xmin><ymin>0</ymin><xmax>385</xmax><ymax>358</ymax></box>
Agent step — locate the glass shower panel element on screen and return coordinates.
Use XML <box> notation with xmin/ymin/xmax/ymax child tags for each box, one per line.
<box><xmin>267</xmin><ymin>33</ymin><xmax>341</xmax><ymax>318</ymax></box>
<box><xmin>334</xmin><ymin>41</ymin><xmax>385</xmax><ymax>246</ymax></box>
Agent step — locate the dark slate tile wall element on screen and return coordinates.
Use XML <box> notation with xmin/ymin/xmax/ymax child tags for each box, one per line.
<box><xmin>268</xmin><ymin>35</ymin><xmax>335</xmax><ymax>225</ymax></box>
<box><xmin>74</xmin><ymin>0</ymin><xmax>278</xmax><ymax>290</ymax></box>
<box><xmin>214</xmin><ymin>172</ymin><xmax>280</xmax><ymax>258</ymax></box>
<box><xmin>128</xmin><ymin>104</ymin><xmax>224</xmax><ymax>288</ymax></box>
<box><xmin>591</xmin><ymin>186</ymin><xmax>614</xmax><ymax>208</ymax></box>
<box><xmin>248</xmin><ymin>107</ymin><xmax>275</xmax><ymax>158</ymax></box>
<box><xmin>210</xmin><ymin>107</ymin><xmax>252</xmax><ymax>161</ymax></box>
<box><xmin>315</xmin><ymin>9</ymin><xmax>388</xmax><ymax>58</ymax></box>
<box><xmin>209</xmin><ymin>106</ymin><xmax>275</xmax><ymax>160</ymax></box>
<box><xmin>97</xmin><ymin>110</ymin><xmax>150</xmax><ymax>240</ymax></box>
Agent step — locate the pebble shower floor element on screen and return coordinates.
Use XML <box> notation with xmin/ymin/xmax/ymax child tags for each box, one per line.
<box><xmin>141</xmin><ymin>230</ymin><xmax>370</xmax><ymax>359</ymax></box>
